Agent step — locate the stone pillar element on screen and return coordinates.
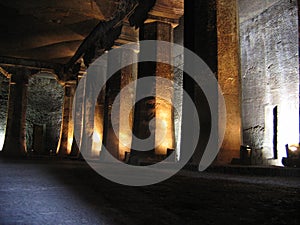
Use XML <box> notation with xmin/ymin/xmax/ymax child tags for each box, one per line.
<box><xmin>102</xmin><ymin>21</ymin><xmax>138</xmax><ymax>160</ymax></box>
<box><xmin>81</xmin><ymin>56</ymin><xmax>107</xmax><ymax>159</ymax></box>
<box><xmin>92</xmin><ymin>82</ymin><xmax>105</xmax><ymax>157</ymax></box>
<box><xmin>148</xmin><ymin>1</ymin><xmax>184</xmax><ymax>157</ymax></box>
<box><xmin>102</xmin><ymin>54</ymin><xmax>121</xmax><ymax>159</ymax></box>
<box><xmin>117</xmin><ymin>22</ymin><xmax>139</xmax><ymax>160</ymax></box>
<box><xmin>217</xmin><ymin>0</ymin><xmax>242</xmax><ymax>164</ymax></box>
<box><xmin>118</xmin><ymin>47</ymin><xmax>138</xmax><ymax>160</ymax></box>
<box><xmin>184</xmin><ymin>0</ymin><xmax>218</xmax><ymax>165</ymax></box>
<box><xmin>133</xmin><ymin>21</ymin><xmax>175</xmax><ymax>156</ymax></box>
<box><xmin>153</xmin><ymin>21</ymin><xmax>176</xmax><ymax>155</ymax></box>
<box><xmin>70</xmin><ymin>74</ymin><xmax>84</xmax><ymax>157</ymax></box>
<box><xmin>2</xmin><ymin>69</ymin><xmax>31</xmax><ymax>157</ymax></box>
<box><xmin>57</xmin><ymin>81</ymin><xmax>76</xmax><ymax>156</ymax></box>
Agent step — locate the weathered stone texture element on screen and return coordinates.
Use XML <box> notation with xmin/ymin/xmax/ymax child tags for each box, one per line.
<box><xmin>240</xmin><ymin>0</ymin><xmax>299</xmax><ymax>164</ymax></box>
<box><xmin>26</xmin><ymin>76</ymin><xmax>64</xmax><ymax>153</ymax></box>
<box><xmin>239</xmin><ymin>0</ymin><xmax>282</xmax><ymax>23</ymax></box>
<box><xmin>217</xmin><ymin>0</ymin><xmax>241</xmax><ymax>163</ymax></box>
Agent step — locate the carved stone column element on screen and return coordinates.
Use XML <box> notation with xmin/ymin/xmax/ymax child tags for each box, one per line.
<box><xmin>129</xmin><ymin>1</ymin><xmax>183</xmax><ymax>163</ymax></box>
<box><xmin>57</xmin><ymin>81</ymin><xmax>76</xmax><ymax>156</ymax></box>
<box><xmin>153</xmin><ymin>21</ymin><xmax>176</xmax><ymax>155</ymax></box>
<box><xmin>70</xmin><ymin>73</ymin><xmax>84</xmax><ymax>157</ymax></box>
<box><xmin>182</xmin><ymin>0</ymin><xmax>213</xmax><ymax>165</ymax></box>
<box><xmin>81</xmin><ymin>57</ymin><xmax>107</xmax><ymax>159</ymax></box>
<box><xmin>217</xmin><ymin>0</ymin><xmax>242</xmax><ymax>163</ymax></box>
<box><xmin>118</xmin><ymin>46</ymin><xmax>138</xmax><ymax>160</ymax></box>
<box><xmin>102</xmin><ymin>21</ymin><xmax>138</xmax><ymax>160</ymax></box>
<box><xmin>2</xmin><ymin>68</ymin><xmax>31</xmax><ymax>157</ymax></box>
<box><xmin>102</xmin><ymin>53</ymin><xmax>121</xmax><ymax>160</ymax></box>
<box><xmin>132</xmin><ymin>21</ymin><xmax>175</xmax><ymax>158</ymax></box>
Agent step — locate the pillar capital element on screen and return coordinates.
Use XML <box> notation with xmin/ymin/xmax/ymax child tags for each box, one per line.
<box><xmin>62</xmin><ymin>80</ymin><xmax>77</xmax><ymax>87</ymax></box>
<box><xmin>147</xmin><ymin>0</ymin><xmax>183</xmax><ymax>28</ymax></box>
<box><xmin>3</xmin><ymin>67</ymin><xmax>39</xmax><ymax>85</ymax></box>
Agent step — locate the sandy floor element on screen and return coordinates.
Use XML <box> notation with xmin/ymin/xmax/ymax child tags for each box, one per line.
<box><xmin>0</xmin><ymin>159</ymin><xmax>299</xmax><ymax>225</ymax></box>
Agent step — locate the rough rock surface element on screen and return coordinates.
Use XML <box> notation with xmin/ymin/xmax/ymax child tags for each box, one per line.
<box><xmin>26</xmin><ymin>75</ymin><xmax>64</xmax><ymax>153</ymax></box>
<box><xmin>240</xmin><ymin>0</ymin><xmax>299</xmax><ymax>163</ymax></box>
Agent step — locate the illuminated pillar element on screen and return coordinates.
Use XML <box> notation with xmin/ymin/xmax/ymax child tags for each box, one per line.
<box><xmin>217</xmin><ymin>0</ymin><xmax>242</xmax><ymax>163</ymax></box>
<box><xmin>81</xmin><ymin>54</ymin><xmax>107</xmax><ymax>158</ymax></box>
<box><xmin>117</xmin><ymin>22</ymin><xmax>139</xmax><ymax>160</ymax></box>
<box><xmin>152</xmin><ymin>21</ymin><xmax>175</xmax><ymax>155</ymax></box>
<box><xmin>102</xmin><ymin>53</ymin><xmax>122</xmax><ymax>160</ymax></box>
<box><xmin>57</xmin><ymin>81</ymin><xmax>76</xmax><ymax>156</ymax></box>
<box><xmin>70</xmin><ymin>74</ymin><xmax>84</xmax><ymax>157</ymax></box>
<box><xmin>128</xmin><ymin>1</ymin><xmax>183</xmax><ymax>163</ymax></box>
<box><xmin>117</xmin><ymin>47</ymin><xmax>138</xmax><ymax>160</ymax></box>
<box><xmin>92</xmin><ymin>85</ymin><xmax>105</xmax><ymax>156</ymax></box>
<box><xmin>134</xmin><ymin>21</ymin><xmax>175</xmax><ymax>156</ymax></box>
<box><xmin>101</xmin><ymin>22</ymin><xmax>138</xmax><ymax>161</ymax></box>
<box><xmin>2</xmin><ymin>69</ymin><xmax>31</xmax><ymax>157</ymax></box>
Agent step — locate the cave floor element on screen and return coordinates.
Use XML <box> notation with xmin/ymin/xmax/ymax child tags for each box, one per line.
<box><xmin>0</xmin><ymin>159</ymin><xmax>299</xmax><ymax>225</ymax></box>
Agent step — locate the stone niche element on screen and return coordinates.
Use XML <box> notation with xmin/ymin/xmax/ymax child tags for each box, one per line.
<box><xmin>26</xmin><ymin>74</ymin><xmax>64</xmax><ymax>154</ymax></box>
<box><xmin>239</xmin><ymin>0</ymin><xmax>299</xmax><ymax>165</ymax></box>
<box><xmin>0</xmin><ymin>72</ymin><xmax>9</xmax><ymax>150</ymax></box>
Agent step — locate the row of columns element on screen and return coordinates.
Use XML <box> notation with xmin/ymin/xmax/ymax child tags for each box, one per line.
<box><xmin>0</xmin><ymin>67</ymin><xmax>77</xmax><ymax>157</ymax></box>
<box><xmin>54</xmin><ymin>18</ymin><xmax>179</xmax><ymax>160</ymax></box>
<box><xmin>79</xmin><ymin>19</ymin><xmax>177</xmax><ymax>161</ymax></box>
<box><xmin>1</xmin><ymin>0</ymin><xmax>242</xmax><ymax>165</ymax></box>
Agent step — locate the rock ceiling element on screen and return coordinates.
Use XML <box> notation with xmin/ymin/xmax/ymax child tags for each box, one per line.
<box><xmin>0</xmin><ymin>0</ymin><xmax>118</xmax><ymax>64</ymax></box>
<box><xmin>0</xmin><ymin>0</ymin><xmax>279</xmax><ymax>66</ymax></box>
<box><xmin>0</xmin><ymin>0</ymin><xmax>183</xmax><ymax>66</ymax></box>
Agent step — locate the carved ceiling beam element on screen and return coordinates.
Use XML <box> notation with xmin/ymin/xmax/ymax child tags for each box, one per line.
<box><xmin>147</xmin><ymin>0</ymin><xmax>184</xmax><ymax>27</ymax></box>
<box><xmin>63</xmin><ymin>0</ymin><xmax>157</xmax><ymax>79</ymax></box>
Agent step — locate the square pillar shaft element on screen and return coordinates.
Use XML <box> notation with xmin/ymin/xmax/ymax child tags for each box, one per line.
<box><xmin>102</xmin><ymin>23</ymin><xmax>138</xmax><ymax>161</ymax></box>
<box><xmin>57</xmin><ymin>82</ymin><xmax>76</xmax><ymax>156</ymax></box>
<box><xmin>134</xmin><ymin>21</ymin><xmax>175</xmax><ymax>155</ymax></box>
<box><xmin>2</xmin><ymin>69</ymin><xmax>30</xmax><ymax>156</ymax></box>
<box><xmin>217</xmin><ymin>0</ymin><xmax>242</xmax><ymax>163</ymax></box>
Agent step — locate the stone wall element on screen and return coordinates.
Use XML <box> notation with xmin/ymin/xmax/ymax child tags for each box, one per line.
<box><xmin>0</xmin><ymin>73</ymin><xmax>9</xmax><ymax>150</ymax></box>
<box><xmin>239</xmin><ymin>0</ymin><xmax>299</xmax><ymax>165</ymax></box>
<box><xmin>26</xmin><ymin>75</ymin><xmax>64</xmax><ymax>154</ymax></box>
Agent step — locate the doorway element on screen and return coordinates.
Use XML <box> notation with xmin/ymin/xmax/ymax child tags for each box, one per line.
<box><xmin>273</xmin><ymin>106</ymin><xmax>278</xmax><ymax>159</ymax></box>
<box><xmin>32</xmin><ymin>124</ymin><xmax>46</xmax><ymax>155</ymax></box>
